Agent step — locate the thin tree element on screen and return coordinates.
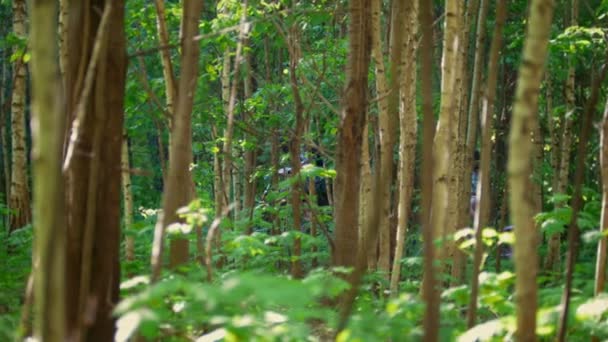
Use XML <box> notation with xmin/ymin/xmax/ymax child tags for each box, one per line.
<box><xmin>594</xmin><ymin>97</ymin><xmax>608</xmax><ymax>294</ymax></box>
<box><xmin>122</xmin><ymin>132</ymin><xmax>135</xmax><ymax>262</ymax></box>
<box><xmin>431</xmin><ymin>0</ymin><xmax>461</xmax><ymax>279</ymax></box>
<box><xmin>467</xmin><ymin>0</ymin><xmax>507</xmax><ymax>328</ymax></box>
<box><xmin>546</xmin><ymin>0</ymin><xmax>579</xmax><ymax>271</ymax></box>
<box><xmin>30</xmin><ymin>0</ymin><xmax>66</xmax><ymax>339</ymax></box>
<box><xmin>151</xmin><ymin>0</ymin><xmax>203</xmax><ymax>280</ymax></box>
<box><xmin>557</xmin><ymin>53</ymin><xmax>608</xmax><ymax>342</ymax></box>
<box><xmin>333</xmin><ymin>0</ymin><xmax>372</xmax><ymax>269</ymax></box>
<box><xmin>390</xmin><ymin>0</ymin><xmax>417</xmax><ymax>296</ymax></box>
<box><xmin>508</xmin><ymin>0</ymin><xmax>554</xmax><ymax>340</ymax></box>
<box><xmin>335</xmin><ymin>0</ymin><xmax>375</xmax><ymax>329</ymax></box>
<box><xmin>419</xmin><ymin>0</ymin><xmax>438</xmax><ymax>339</ymax></box>
<box><xmin>9</xmin><ymin>0</ymin><xmax>31</xmax><ymax>231</ymax></box>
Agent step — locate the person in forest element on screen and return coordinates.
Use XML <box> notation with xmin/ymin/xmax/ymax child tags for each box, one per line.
<box><xmin>470</xmin><ymin>150</ymin><xmax>480</xmax><ymax>219</ymax></box>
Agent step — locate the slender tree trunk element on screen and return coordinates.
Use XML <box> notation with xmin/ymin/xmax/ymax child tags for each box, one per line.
<box><xmin>508</xmin><ymin>1</ymin><xmax>554</xmax><ymax>340</ymax></box>
<box><xmin>466</xmin><ymin>0</ymin><xmax>506</xmax><ymax>327</ymax></box>
<box><xmin>243</xmin><ymin>42</ymin><xmax>257</xmax><ymax>234</ymax></box>
<box><xmin>233</xmin><ymin>158</ymin><xmax>242</xmax><ymax>221</ymax></box>
<box><xmin>335</xmin><ymin>0</ymin><xmax>375</xmax><ymax>331</ymax></box>
<box><xmin>212</xmin><ymin>125</ymin><xmax>226</xmax><ymax>250</ymax></box>
<box><xmin>419</xmin><ymin>0</ymin><xmax>438</xmax><ymax>339</ymax></box>
<box><xmin>221</xmin><ymin>3</ymin><xmax>248</xmax><ymax>224</ymax></box>
<box><xmin>594</xmin><ymin>97</ymin><xmax>608</xmax><ymax>294</ymax></box>
<box><xmin>151</xmin><ymin>0</ymin><xmax>203</xmax><ymax>279</ymax></box>
<box><xmin>546</xmin><ymin>0</ymin><xmax>578</xmax><ymax>272</ymax></box>
<box><xmin>360</xmin><ymin>121</ymin><xmax>375</xmax><ymax>268</ymax></box>
<box><xmin>333</xmin><ymin>0</ymin><xmax>371</xmax><ymax>270</ymax></box>
<box><xmin>464</xmin><ymin>0</ymin><xmax>490</xmax><ymax>225</ymax></box>
<box><xmin>286</xmin><ymin>25</ymin><xmax>305</xmax><ymax>278</ymax></box>
<box><xmin>0</xmin><ymin>59</ymin><xmax>10</xmax><ymax>209</ymax></box>
<box><xmin>370</xmin><ymin>0</ymin><xmax>392</xmax><ymax>278</ymax></box>
<box><xmin>389</xmin><ymin>0</ymin><xmax>417</xmax><ymax>296</ymax></box>
<box><xmin>30</xmin><ymin>0</ymin><xmax>66</xmax><ymax>339</ymax></box>
<box><xmin>9</xmin><ymin>0</ymin><xmax>31</xmax><ymax>232</ymax></box>
<box><xmin>448</xmin><ymin>0</ymin><xmax>469</xmax><ymax>285</ymax></box>
<box><xmin>122</xmin><ymin>132</ymin><xmax>135</xmax><ymax>262</ymax></box>
<box><xmin>557</xmin><ymin>53</ymin><xmax>608</xmax><ymax>342</ymax></box>
<box><xmin>64</xmin><ymin>1</ymin><xmax>127</xmax><ymax>340</ymax></box>
<box><xmin>432</xmin><ymin>0</ymin><xmax>461</xmax><ymax>277</ymax></box>
<box><xmin>154</xmin><ymin>0</ymin><xmax>177</xmax><ymax>120</ymax></box>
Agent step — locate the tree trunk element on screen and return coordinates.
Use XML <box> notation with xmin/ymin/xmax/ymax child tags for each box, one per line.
<box><xmin>122</xmin><ymin>132</ymin><xmax>135</xmax><ymax>262</ymax></box>
<box><xmin>432</xmin><ymin>0</ymin><xmax>461</xmax><ymax>277</ymax></box>
<box><xmin>9</xmin><ymin>0</ymin><xmax>31</xmax><ymax>232</ymax></box>
<box><xmin>594</xmin><ymin>97</ymin><xmax>608</xmax><ymax>294</ymax></box>
<box><xmin>287</xmin><ymin>25</ymin><xmax>305</xmax><ymax>278</ymax></box>
<box><xmin>30</xmin><ymin>0</ymin><xmax>66</xmax><ymax>339</ymax></box>
<box><xmin>63</xmin><ymin>1</ymin><xmax>127</xmax><ymax>340</ymax></box>
<box><xmin>389</xmin><ymin>0</ymin><xmax>417</xmax><ymax>296</ymax></box>
<box><xmin>333</xmin><ymin>0</ymin><xmax>371</xmax><ymax>269</ymax></box>
<box><xmin>370</xmin><ymin>0</ymin><xmax>392</xmax><ymax>278</ymax></box>
<box><xmin>557</xmin><ymin>52</ymin><xmax>608</xmax><ymax>342</ymax></box>
<box><xmin>153</xmin><ymin>0</ymin><xmax>177</xmax><ymax>119</ymax></box>
<box><xmin>243</xmin><ymin>42</ymin><xmax>257</xmax><ymax>234</ymax></box>
<box><xmin>151</xmin><ymin>0</ymin><xmax>203</xmax><ymax>279</ymax></box>
<box><xmin>546</xmin><ymin>0</ymin><xmax>578</xmax><ymax>272</ymax></box>
<box><xmin>360</xmin><ymin>121</ymin><xmax>374</xmax><ymax>268</ymax></box>
<box><xmin>448</xmin><ymin>0</ymin><xmax>469</xmax><ymax>285</ymax></box>
<box><xmin>419</xmin><ymin>0</ymin><xmax>438</xmax><ymax>339</ymax></box>
<box><xmin>0</xmin><ymin>58</ymin><xmax>10</xmax><ymax>211</ymax></box>
<box><xmin>508</xmin><ymin>1</ymin><xmax>554</xmax><ymax>340</ymax></box>
<box><xmin>466</xmin><ymin>0</ymin><xmax>507</xmax><ymax>327</ymax></box>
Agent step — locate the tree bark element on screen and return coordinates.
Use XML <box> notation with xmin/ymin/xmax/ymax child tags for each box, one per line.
<box><xmin>151</xmin><ymin>0</ymin><xmax>203</xmax><ymax>279</ymax></box>
<box><xmin>9</xmin><ymin>0</ymin><xmax>31</xmax><ymax>232</ymax></box>
<box><xmin>432</xmin><ymin>0</ymin><xmax>461</xmax><ymax>277</ymax></box>
<box><xmin>594</xmin><ymin>97</ymin><xmax>608</xmax><ymax>294</ymax></box>
<box><xmin>30</xmin><ymin>0</ymin><xmax>66</xmax><ymax>339</ymax></box>
<box><xmin>419</xmin><ymin>0</ymin><xmax>438</xmax><ymax>339</ymax></box>
<box><xmin>154</xmin><ymin>0</ymin><xmax>177</xmax><ymax>120</ymax></box>
<box><xmin>64</xmin><ymin>1</ymin><xmax>127</xmax><ymax>340</ymax></box>
<box><xmin>389</xmin><ymin>0</ymin><xmax>417</xmax><ymax>296</ymax></box>
<box><xmin>508</xmin><ymin>1</ymin><xmax>554</xmax><ymax>340</ymax></box>
<box><xmin>287</xmin><ymin>24</ymin><xmax>305</xmax><ymax>278</ymax></box>
<box><xmin>557</xmin><ymin>53</ymin><xmax>608</xmax><ymax>342</ymax></box>
<box><xmin>370</xmin><ymin>0</ymin><xmax>392</xmax><ymax>278</ymax></box>
<box><xmin>546</xmin><ymin>0</ymin><xmax>578</xmax><ymax>272</ymax></box>
<box><xmin>122</xmin><ymin>132</ymin><xmax>135</xmax><ymax>262</ymax></box>
<box><xmin>333</xmin><ymin>0</ymin><xmax>371</xmax><ymax>269</ymax></box>
<box><xmin>467</xmin><ymin>0</ymin><xmax>507</xmax><ymax>327</ymax></box>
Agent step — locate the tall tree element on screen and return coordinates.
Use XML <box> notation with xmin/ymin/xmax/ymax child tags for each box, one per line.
<box><xmin>431</xmin><ymin>0</ymin><xmax>462</xmax><ymax>278</ymax></box>
<box><xmin>333</xmin><ymin>0</ymin><xmax>371</xmax><ymax>269</ymax></box>
<box><xmin>594</xmin><ymin>97</ymin><xmax>608</xmax><ymax>294</ymax></box>
<box><xmin>546</xmin><ymin>0</ymin><xmax>579</xmax><ymax>271</ymax></box>
<box><xmin>63</xmin><ymin>1</ymin><xmax>127</xmax><ymax>339</ymax></box>
<box><xmin>419</xmin><ymin>0</ymin><xmax>438</xmax><ymax>339</ymax></box>
<box><xmin>30</xmin><ymin>0</ymin><xmax>66</xmax><ymax>339</ymax></box>
<box><xmin>466</xmin><ymin>0</ymin><xmax>507</xmax><ymax>327</ymax></box>
<box><xmin>508</xmin><ymin>0</ymin><xmax>554</xmax><ymax>340</ymax></box>
<box><xmin>9</xmin><ymin>0</ymin><xmax>31</xmax><ymax>231</ymax></box>
<box><xmin>151</xmin><ymin>0</ymin><xmax>204</xmax><ymax>279</ymax></box>
<box><xmin>369</xmin><ymin>0</ymin><xmax>392</xmax><ymax>275</ymax></box>
<box><xmin>122</xmin><ymin>132</ymin><xmax>134</xmax><ymax>262</ymax></box>
<box><xmin>390</xmin><ymin>0</ymin><xmax>417</xmax><ymax>296</ymax></box>
<box><xmin>557</xmin><ymin>52</ymin><xmax>608</xmax><ymax>342</ymax></box>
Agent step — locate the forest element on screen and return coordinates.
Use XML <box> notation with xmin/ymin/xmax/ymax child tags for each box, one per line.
<box><xmin>1</xmin><ymin>0</ymin><xmax>608</xmax><ymax>341</ymax></box>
